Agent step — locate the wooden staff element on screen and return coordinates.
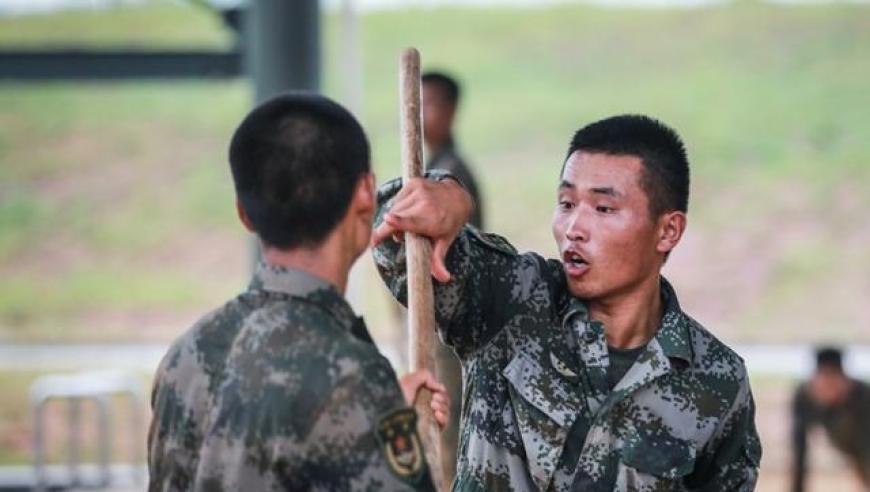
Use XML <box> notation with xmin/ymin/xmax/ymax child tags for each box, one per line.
<box><xmin>399</xmin><ymin>47</ymin><xmax>444</xmax><ymax>491</ymax></box>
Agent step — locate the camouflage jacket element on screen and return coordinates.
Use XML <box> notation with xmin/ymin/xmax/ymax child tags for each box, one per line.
<box><xmin>148</xmin><ymin>263</ymin><xmax>435</xmax><ymax>492</ymax></box>
<box><xmin>373</xmin><ymin>175</ymin><xmax>762</xmax><ymax>492</ymax></box>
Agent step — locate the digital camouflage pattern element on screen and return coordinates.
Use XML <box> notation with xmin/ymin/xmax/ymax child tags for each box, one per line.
<box><xmin>373</xmin><ymin>174</ymin><xmax>762</xmax><ymax>492</ymax></box>
<box><xmin>148</xmin><ymin>263</ymin><xmax>435</xmax><ymax>492</ymax></box>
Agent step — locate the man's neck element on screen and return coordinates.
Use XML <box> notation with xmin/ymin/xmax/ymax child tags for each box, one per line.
<box><xmin>587</xmin><ymin>275</ymin><xmax>663</xmax><ymax>349</ymax></box>
<box><xmin>261</xmin><ymin>237</ymin><xmax>353</xmax><ymax>295</ymax></box>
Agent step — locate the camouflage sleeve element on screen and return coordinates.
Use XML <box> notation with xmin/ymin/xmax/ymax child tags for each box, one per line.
<box><xmin>147</xmin><ymin>342</ymin><xmax>202</xmax><ymax>492</ymax></box>
<box><xmin>146</xmin><ymin>358</ymin><xmax>164</xmax><ymax>483</ymax></box>
<box><xmin>685</xmin><ymin>374</ymin><xmax>762</xmax><ymax>491</ymax></box>
<box><xmin>147</xmin><ymin>355</ymin><xmax>165</xmax><ymax>453</ymax></box>
<box><xmin>372</xmin><ymin>173</ymin><xmax>520</xmax><ymax>359</ymax></box>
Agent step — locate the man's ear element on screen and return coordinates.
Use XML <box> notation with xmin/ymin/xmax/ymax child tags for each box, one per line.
<box><xmin>352</xmin><ymin>172</ymin><xmax>376</xmax><ymax>215</ymax></box>
<box><xmin>656</xmin><ymin>211</ymin><xmax>687</xmax><ymax>255</ymax></box>
<box><xmin>236</xmin><ymin>200</ymin><xmax>256</xmax><ymax>233</ymax></box>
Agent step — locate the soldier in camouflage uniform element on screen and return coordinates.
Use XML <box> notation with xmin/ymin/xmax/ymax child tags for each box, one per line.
<box><xmin>372</xmin><ymin>115</ymin><xmax>762</xmax><ymax>491</ymax></box>
<box><xmin>148</xmin><ymin>93</ymin><xmax>449</xmax><ymax>492</ymax></box>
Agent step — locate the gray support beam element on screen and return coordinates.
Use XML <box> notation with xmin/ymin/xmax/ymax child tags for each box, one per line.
<box><xmin>246</xmin><ymin>0</ymin><xmax>320</xmax><ymax>103</ymax></box>
<box><xmin>0</xmin><ymin>50</ymin><xmax>241</xmax><ymax>81</ymax></box>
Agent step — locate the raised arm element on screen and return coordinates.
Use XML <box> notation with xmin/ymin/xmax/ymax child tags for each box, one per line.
<box><xmin>371</xmin><ymin>173</ymin><xmax>472</xmax><ymax>284</ymax></box>
<box><xmin>371</xmin><ymin>172</ymin><xmax>522</xmax><ymax>359</ymax></box>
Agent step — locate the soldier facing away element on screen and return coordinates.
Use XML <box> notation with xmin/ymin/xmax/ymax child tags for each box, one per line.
<box><xmin>372</xmin><ymin>115</ymin><xmax>762</xmax><ymax>491</ymax></box>
<box><xmin>147</xmin><ymin>93</ymin><xmax>449</xmax><ymax>491</ymax></box>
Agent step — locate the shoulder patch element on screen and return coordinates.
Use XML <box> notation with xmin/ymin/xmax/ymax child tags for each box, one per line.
<box><xmin>467</xmin><ymin>227</ymin><xmax>518</xmax><ymax>256</ymax></box>
<box><xmin>376</xmin><ymin>408</ymin><xmax>426</xmax><ymax>483</ymax></box>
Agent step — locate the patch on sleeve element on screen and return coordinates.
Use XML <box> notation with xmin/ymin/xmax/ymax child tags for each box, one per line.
<box><xmin>468</xmin><ymin>227</ymin><xmax>518</xmax><ymax>256</ymax></box>
<box><xmin>376</xmin><ymin>408</ymin><xmax>425</xmax><ymax>483</ymax></box>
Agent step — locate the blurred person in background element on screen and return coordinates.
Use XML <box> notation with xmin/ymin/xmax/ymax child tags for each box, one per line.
<box><xmin>422</xmin><ymin>71</ymin><xmax>483</xmax><ymax>229</ymax></box>
<box><xmin>792</xmin><ymin>346</ymin><xmax>870</xmax><ymax>492</ymax></box>
<box><xmin>148</xmin><ymin>93</ymin><xmax>449</xmax><ymax>491</ymax></box>
<box><xmin>422</xmin><ymin>70</ymin><xmax>484</xmax><ymax>481</ymax></box>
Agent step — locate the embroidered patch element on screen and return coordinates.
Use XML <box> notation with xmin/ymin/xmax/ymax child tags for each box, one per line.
<box><xmin>376</xmin><ymin>408</ymin><xmax>425</xmax><ymax>482</ymax></box>
<box><xmin>550</xmin><ymin>351</ymin><xmax>579</xmax><ymax>382</ymax></box>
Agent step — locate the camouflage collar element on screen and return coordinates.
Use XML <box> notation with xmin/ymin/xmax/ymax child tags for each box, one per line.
<box><xmin>248</xmin><ymin>262</ymin><xmax>368</xmax><ymax>342</ymax></box>
<box><xmin>560</xmin><ymin>276</ymin><xmax>693</xmax><ymax>364</ymax></box>
<box><xmin>249</xmin><ymin>261</ymin><xmax>336</xmax><ymax>297</ymax></box>
<box><xmin>560</xmin><ymin>295</ymin><xmax>589</xmax><ymax>325</ymax></box>
<box><xmin>655</xmin><ymin>278</ymin><xmax>694</xmax><ymax>365</ymax></box>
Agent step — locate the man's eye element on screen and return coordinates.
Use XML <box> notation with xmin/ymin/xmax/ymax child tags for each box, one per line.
<box><xmin>559</xmin><ymin>201</ymin><xmax>574</xmax><ymax>210</ymax></box>
<box><xmin>596</xmin><ymin>206</ymin><xmax>615</xmax><ymax>213</ymax></box>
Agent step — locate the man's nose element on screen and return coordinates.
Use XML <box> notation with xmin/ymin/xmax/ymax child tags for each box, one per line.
<box><xmin>565</xmin><ymin>211</ymin><xmax>588</xmax><ymax>241</ymax></box>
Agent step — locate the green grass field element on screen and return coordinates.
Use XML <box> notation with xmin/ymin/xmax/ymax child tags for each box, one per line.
<box><xmin>0</xmin><ymin>1</ymin><xmax>868</xmax><ymax>345</ymax></box>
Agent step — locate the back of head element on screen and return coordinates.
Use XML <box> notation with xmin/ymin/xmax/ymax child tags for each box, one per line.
<box><xmin>422</xmin><ymin>71</ymin><xmax>461</xmax><ymax>106</ymax></box>
<box><xmin>815</xmin><ymin>346</ymin><xmax>844</xmax><ymax>372</ymax></box>
<box><xmin>567</xmin><ymin>114</ymin><xmax>690</xmax><ymax>218</ymax></box>
<box><xmin>229</xmin><ymin>93</ymin><xmax>370</xmax><ymax>249</ymax></box>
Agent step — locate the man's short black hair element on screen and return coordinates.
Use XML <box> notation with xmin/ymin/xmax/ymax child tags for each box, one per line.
<box><xmin>229</xmin><ymin>92</ymin><xmax>370</xmax><ymax>249</ymax></box>
<box><xmin>565</xmin><ymin>114</ymin><xmax>690</xmax><ymax>218</ymax></box>
<box><xmin>816</xmin><ymin>346</ymin><xmax>844</xmax><ymax>371</ymax></box>
<box><xmin>422</xmin><ymin>71</ymin><xmax>461</xmax><ymax>106</ymax></box>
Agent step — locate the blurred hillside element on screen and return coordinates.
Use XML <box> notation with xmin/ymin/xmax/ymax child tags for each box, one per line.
<box><xmin>0</xmin><ymin>1</ymin><xmax>868</xmax><ymax>348</ymax></box>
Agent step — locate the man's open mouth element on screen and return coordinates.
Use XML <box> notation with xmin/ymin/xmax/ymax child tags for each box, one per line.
<box><xmin>563</xmin><ymin>250</ymin><xmax>588</xmax><ymax>267</ymax></box>
<box><xmin>562</xmin><ymin>250</ymin><xmax>590</xmax><ymax>277</ymax></box>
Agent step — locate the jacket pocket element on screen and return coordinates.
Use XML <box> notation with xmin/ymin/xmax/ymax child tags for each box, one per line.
<box><xmin>502</xmin><ymin>351</ymin><xmax>581</xmax><ymax>427</ymax></box>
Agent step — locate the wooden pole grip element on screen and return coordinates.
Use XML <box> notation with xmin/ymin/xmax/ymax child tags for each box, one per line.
<box><xmin>399</xmin><ymin>47</ymin><xmax>444</xmax><ymax>491</ymax></box>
